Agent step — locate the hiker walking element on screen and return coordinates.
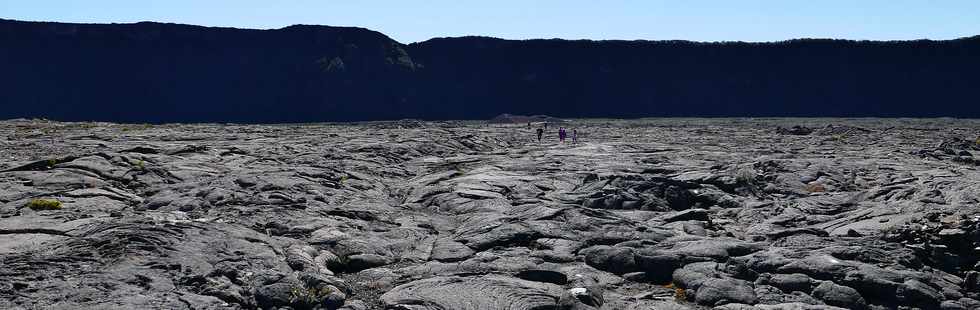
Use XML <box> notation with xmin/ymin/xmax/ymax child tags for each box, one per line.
<box><xmin>536</xmin><ymin>127</ymin><xmax>544</xmax><ymax>142</ymax></box>
<box><xmin>572</xmin><ymin>129</ymin><xmax>578</xmax><ymax>143</ymax></box>
<box><xmin>559</xmin><ymin>127</ymin><xmax>566</xmax><ymax>143</ymax></box>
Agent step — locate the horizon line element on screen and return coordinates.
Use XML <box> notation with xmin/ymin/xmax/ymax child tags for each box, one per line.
<box><xmin>3</xmin><ymin>17</ymin><xmax>978</xmax><ymax>45</ymax></box>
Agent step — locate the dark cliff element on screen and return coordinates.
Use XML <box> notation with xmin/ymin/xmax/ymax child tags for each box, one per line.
<box><xmin>0</xmin><ymin>19</ymin><xmax>416</xmax><ymax>123</ymax></box>
<box><xmin>2</xmin><ymin>19</ymin><xmax>978</xmax><ymax>122</ymax></box>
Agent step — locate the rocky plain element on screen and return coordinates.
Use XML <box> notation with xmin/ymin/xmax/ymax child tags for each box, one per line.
<box><xmin>2</xmin><ymin>118</ymin><xmax>980</xmax><ymax>310</ymax></box>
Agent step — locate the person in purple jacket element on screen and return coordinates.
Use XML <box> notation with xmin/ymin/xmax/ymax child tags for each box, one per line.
<box><xmin>559</xmin><ymin>127</ymin><xmax>566</xmax><ymax>143</ymax></box>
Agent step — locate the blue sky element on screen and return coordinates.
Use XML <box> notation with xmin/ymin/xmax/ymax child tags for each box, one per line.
<box><xmin>2</xmin><ymin>0</ymin><xmax>978</xmax><ymax>43</ymax></box>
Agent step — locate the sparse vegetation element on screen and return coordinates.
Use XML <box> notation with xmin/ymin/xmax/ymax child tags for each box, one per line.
<box><xmin>317</xmin><ymin>56</ymin><xmax>346</xmax><ymax>72</ymax></box>
<box><xmin>664</xmin><ymin>283</ymin><xmax>686</xmax><ymax>301</ymax></box>
<box><xmin>26</xmin><ymin>199</ymin><xmax>62</xmax><ymax>210</ymax></box>
<box><xmin>805</xmin><ymin>183</ymin><xmax>827</xmax><ymax>193</ymax></box>
<box><xmin>289</xmin><ymin>285</ymin><xmax>334</xmax><ymax>305</ymax></box>
<box><xmin>734</xmin><ymin>167</ymin><xmax>757</xmax><ymax>186</ymax></box>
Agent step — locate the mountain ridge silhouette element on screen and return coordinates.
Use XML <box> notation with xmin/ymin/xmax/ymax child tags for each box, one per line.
<box><xmin>3</xmin><ymin>19</ymin><xmax>978</xmax><ymax>123</ymax></box>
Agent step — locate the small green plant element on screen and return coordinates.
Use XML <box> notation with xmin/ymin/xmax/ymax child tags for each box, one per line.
<box><xmin>289</xmin><ymin>286</ymin><xmax>334</xmax><ymax>304</ymax></box>
<box><xmin>26</xmin><ymin>199</ymin><xmax>62</xmax><ymax>210</ymax></box>
<box><xmin>339</xmin><ymin>175</ymin><xmax>348</xmax><ymax>184</ymax></box>
<box><xmin>136</xmin><ymin>159</ymin><xmax>145</xmax><ymax>170</ymax></box>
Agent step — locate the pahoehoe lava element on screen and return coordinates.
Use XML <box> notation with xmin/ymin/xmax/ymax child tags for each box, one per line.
<box><xmin>2</xmin><ymin>118</ymin><xmax>980</xmax><ymax>309</ymax></box>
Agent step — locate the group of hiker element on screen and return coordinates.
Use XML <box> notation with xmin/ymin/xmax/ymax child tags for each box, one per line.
<box><xmin>532</xmin><ymin>122</ymin><xmax>578</xmax><ymax>143</ymax></box>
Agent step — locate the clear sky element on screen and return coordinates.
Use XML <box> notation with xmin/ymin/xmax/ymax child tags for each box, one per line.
<box><xmin>2</xmin><ymin>0</ymin><xmax>978</xmax><ymax>43</ymax></box>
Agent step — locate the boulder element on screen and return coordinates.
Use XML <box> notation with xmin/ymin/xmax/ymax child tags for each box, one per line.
<box><xmin>581</xmin><ymin>245</ymin><xmax>637</xmax><ymax>274</ymax></box>
<box><xmin>898</xmin><ymin>279</ymin><xmax>943</xmax><ymax>309</ymax></box>
<box><xmin>673</xmin><ymin>262</ymin><xmax>721</xmax><ymax>291</ymax></box>
<box><xmin>695</xmin><ymin>277</ymin><xmax>758</xmax><ymax>306</ymax></box>
<box><xmin>636</xmin><ymin>252</ymin><xmax>683</xmax><ymax>284</ymax></box>
<box><xmin>811</xmin><ymin>281</ymin><xmax>867</xmax><ymax>310</ymax></box>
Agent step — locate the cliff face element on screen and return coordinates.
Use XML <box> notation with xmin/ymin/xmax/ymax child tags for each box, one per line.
<box><xmin>2</xmin><ymin>19</ymin><xmax>979</xmax><ymax>122</ymax></box>
<box><xmin>407</xmin><ymin>37</ymin><xmax>980</xmax><ymax>119</ymax></box>
<box><xmin>0</xmin><ymin>19</ymin><xmax>417</xmax><ymax>123</ymax></box>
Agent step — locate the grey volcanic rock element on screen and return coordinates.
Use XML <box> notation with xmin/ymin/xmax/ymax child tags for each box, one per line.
<box><xmin>2</xmin><ymin>118</ymin><xmax>980</xmax><ymax>309</ymax></box>
<box><xmin>429</xmin><ymin>237</ymin><xmax>475</xmax><ymax>262</ymax></box>
<box><xmin>898</xmin><ymin>279</ymin><xmax>944</xmax><ymax>309</ymax></box>
<box><xmin>515</xmin><ymin>264</ymin><xmax>567</xmax><ymax>285</ymax></box>
<box><xmin>664</xmin><ymin>208</ymin><xmax>710</xmax><ymax>223</ymax></box>
<box><xmin>380</xmin><ymin>276</ymin><xmax>561</xmax><ymax>309</ymax></box>
<box><xmin>756</xmin><ymin>273</ymin><xmax>814</xmax><ymax>293</ymax></box>
<box><xmin>811</xmin><ymin>281</ymin><xmax>867</xmax><ymax>309</ymax></box>
<box><xmin>345</xmin><ymin>254</ymin><xmax>390</xmax><ymax>272</ymax></box>
<box><xmin>695</xmin><ymin>277</ymin><xmax>758</xmax><ymax>306</ymax></box>
<box><xmin>582</xmin><ymin>245</ymin><xmax>638</xmax><ymax>274</ymax></box>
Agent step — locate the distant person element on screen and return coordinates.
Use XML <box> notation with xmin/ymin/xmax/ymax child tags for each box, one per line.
<box><xmin>536</xmin><ymin>127</ymin><xmax>544</xmax><ymax>142</ymax></box>
<box><xmin>559</xmin><ymin>127</ymin><xmax>566</xmax><ymax>143</ymax></box>
<box><xmin>572</xmin><ymin>129</ymin><xmax>578</xmax><ymax>143</ymax></box>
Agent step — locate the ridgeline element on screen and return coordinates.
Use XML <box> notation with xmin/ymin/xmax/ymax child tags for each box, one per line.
<box><xmin>2</xmin><ymin>19</ymin><xmax>978</xmax><ymax>123</ymax></box>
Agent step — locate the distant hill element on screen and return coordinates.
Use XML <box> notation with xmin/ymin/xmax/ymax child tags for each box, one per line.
<box><xmin>2</xmin><ymin>19</ymin><xmax>979</xmax><ymax>123</ymax></box>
